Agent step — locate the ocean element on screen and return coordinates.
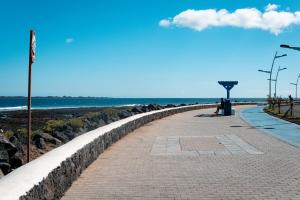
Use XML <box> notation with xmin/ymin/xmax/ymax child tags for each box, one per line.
<box><xmin>0</xmin><ymin>97</ymin><xmax>265</xmax><ymax>111</ymax></box>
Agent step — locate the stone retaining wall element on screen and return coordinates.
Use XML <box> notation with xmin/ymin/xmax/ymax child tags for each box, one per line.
<box><xmin>0</xmin><ymin>103</ymin><xmax>256</xmax><ymax>200</ymax></box>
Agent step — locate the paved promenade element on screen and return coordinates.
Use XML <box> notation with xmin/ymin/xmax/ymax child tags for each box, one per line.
<box><xmin>62</xmin><ymin>106</ymin><xmax>300</xmax><ymax>200</ymax></box>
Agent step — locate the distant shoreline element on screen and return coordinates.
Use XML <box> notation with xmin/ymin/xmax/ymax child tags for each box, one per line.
<box><xmin>0</xmin><ymin>96</ymin><xmax>265</xmax><ymax>98</ymax></box>
<box><xmin>0</xmin><ymin>96</ymin><xmax>112</xmax><ymax>99</ymax></box>
<box><xmin>0</xmin><ymin>104</ymin><xmax>140</xmax><ymax>112</ymax></box>
<box><xmin>0</xmin><ymin>97</ymin><xmax>265</xmax><ymax>112</ymax></box>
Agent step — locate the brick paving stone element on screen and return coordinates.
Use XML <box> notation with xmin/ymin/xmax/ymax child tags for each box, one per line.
<box><xmin>62</xmin><ymin>106</ymin><xmax>300</xmax><ymax>200</ymax></box>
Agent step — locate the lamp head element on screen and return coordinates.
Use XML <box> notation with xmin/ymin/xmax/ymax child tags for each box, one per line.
<box><xmin>276</xmin><ymin>54</ymin><xmax>287</xmax><ymax>58</ymax></box>
<box><xmin>258</xmin><ymin>69</ymin><xmax>271</xmax><ymax>73</ymax></box>
<box><xmin>280</xmin><ymin>44</ymin><xmax>290</xmax><ymax>48</ymax></box>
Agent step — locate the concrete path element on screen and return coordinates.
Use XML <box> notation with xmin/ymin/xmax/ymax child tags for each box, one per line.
<box><xmin>240</xmin><ymin>106</ymin><xmax>300</xmax><ymax>148</ymax></box>
<box><xmin>62</xmin><ymin>106</ymin><xmax>300</xmax><ymax>200</ymax></box>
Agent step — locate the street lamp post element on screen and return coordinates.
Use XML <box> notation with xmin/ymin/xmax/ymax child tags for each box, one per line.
<box><xmin>290</xmin><ymin>74</ymin><xmax>300</xmax><ymax>100</ymax></box>
<box><xmin>258</xmin><ymin>51</ymin><xmax>287</xmax><ymax>98</ymax></box>
<box><xmin>274</xmin><ymin>66</ymin><xmax>287</xmax><ymax>98</ymax></box>
<box><xmin>259</xmin><ymin>69</ymin><xmax>272</xmax><ymax>97</ymax></box>
<box><xmin>280</xmin><ymin>44</ymin><xmax>300</xmax><ymax>100</ymax></box>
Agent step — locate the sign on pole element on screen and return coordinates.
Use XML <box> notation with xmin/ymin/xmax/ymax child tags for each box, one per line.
<box><xmin>27</xmin><ymin>30</ymin><xmax>35</xmax><ymax>163</ymax></box>
<box><xmin>30</xmin><ymin>31</ymin><xmax>36</xmax><ymax>63</ymax></box>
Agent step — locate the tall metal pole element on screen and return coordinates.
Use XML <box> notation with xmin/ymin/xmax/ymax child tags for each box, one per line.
<box><xmin>258</xmin><ymin>53</ymin><xmax>286</xmax><ymax>99</ymax></box>
<box><xmin>27</xmin><ymin>30</ymin><xmax>34</xmax><ymax>163</ymax></box>
<box><xmin>290</xmin><ymin>74</ymin><xmax>300</xmax><ymax>100</ymax></box>
<box><xmin>274</xmin><ymin>69</ymin><xmax>279</xmax><ymax>98</ymax></box>
<box><xmin>269</xmin><ymin>51</ymin><xmax>277</xmax><ymax>98</ymax></box>
<box><xmin>291</xmin><ymin>83</ymin><xmax>297</xmax><ymax>100</ymax></box>
<box><xmin>296</xmin><ymin>75</ymin><xmax>300</xmax><ymax>100</ymax></box>
<box><xmin>274</xmin><ymin>66</ymin><xmax>287</xmax><ymax>98</ymax></box>
<box><xmin>296</xmin><ymin>84</ymin><xmax>298</xmax><ymax>100</ymax></box>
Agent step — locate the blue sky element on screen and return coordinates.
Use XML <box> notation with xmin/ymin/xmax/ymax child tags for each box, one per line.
<box><xmin>1</xmin><ymin>0</ymin><xmax>300</xmax><ymax>98</ymax></box>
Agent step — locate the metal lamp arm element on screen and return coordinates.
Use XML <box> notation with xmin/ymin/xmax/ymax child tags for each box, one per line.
<box><xmin>289</xmin><ymin>47</ymin><xmax>300</xmax><ymax>51</ymax></box>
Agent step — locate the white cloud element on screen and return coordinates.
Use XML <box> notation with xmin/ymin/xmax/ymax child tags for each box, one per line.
<box><xmin>159</xmin><ymin>5</ymin><xmax>300</xmax><ymax>35</ymax></box>
<box><xmin>65</xmin><ymin>38</ymin><xmax>74</xmax><ymax>43</ymax></box>
<box><xmin>159</xmin><ymin>19</ymin><xmax>171</xmax><ymax>27</ymax></box>
<box><xmin>265</xmin><ymin>3</ymin><xmax>279</xmax><ymax>12</ymax></box>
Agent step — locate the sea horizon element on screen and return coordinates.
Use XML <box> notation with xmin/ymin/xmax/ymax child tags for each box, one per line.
<box><xmin>0</xmin><ymin>96</ymin><xmax>266</xmax><ymax>111</ymax></box>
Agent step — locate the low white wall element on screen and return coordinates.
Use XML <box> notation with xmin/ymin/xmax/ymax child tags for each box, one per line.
<box><xmin>0</xmin><ymin>103</ymin><xmax>255</xmax><ymax>200</ymax></box>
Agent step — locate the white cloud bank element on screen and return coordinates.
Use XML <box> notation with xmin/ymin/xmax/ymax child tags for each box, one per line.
<box><xmin>159</xmin><ymin>4</ymin><xmax>300</xmax><ymax>35</ymax></box>
<box><xmin>159</xmin><ymin>19</ymin><xmax>171</xmax><ymax>27</ymax></box>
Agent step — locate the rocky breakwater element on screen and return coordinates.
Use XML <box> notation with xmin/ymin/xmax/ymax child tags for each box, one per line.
<box><xmin>0</xmin><ymin>134</ymin><xmax>22</xmax><ymax>177</ymax></box>
<box><xmin>0</xmin><ymin>103</ymin><xmax>183</xmax><ymax>175</ymax></box>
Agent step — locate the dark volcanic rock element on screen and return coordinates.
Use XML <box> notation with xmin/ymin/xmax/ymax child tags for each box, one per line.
<box><xmin>99</xmin><ymin>113</ymin><xmax>114</xmax><ymax>124</ymax></box>
<box><xmin>65</xmin><ymin>125</ymin><xmax>74</xmax><ymax>133</ymax></box>
<box><xmin>0</xmin><ymin>162</ymin><xmax>11</xmax><ymax>175</ymax></box>
<box><xmin>147</xmin><ymin>104</ymin><xmax>162</xmax><ymax>111</ymax></box>
<box><xmin>33</xmin><ymin>132</ymin><xmax>62</xmax><ymax>145</ymax></box>
<box><xmin>79</xmin><ymin>127</ymin><xmax>88</xmax><ymax>133</ymax></box>
<box><xmin>53</xmin><ymin>131</ymin><xmax>69</xmax><ymax>143</ymax></box>
<box><xmin>9</xmin><ymin>155</ymin><xmax>23</xmax><ymax>169</ymax></box>
<box><xmin>63</xmin><ymin>131</ymin><xmax>78</xmax><ymax>141</ymax></box>
<box><xmin>0</xmin><ymin>150</ymin><xmax>9</xmax><ymax>163</ymax></box>
<box><xmin>180</xmin><ymin>104</ymin><xmax>186</xmax><ymax>106</ymax></box>
<box><xmin>84</xmin><ymin>118</ymin><xmax>106</xmax><ymax>130</ymax></box>
<box><xmin>147</xmin><ymin>104</ymin><xmax>156</xmax><ymax>111</ymax></box>
<box><xmin>165</xmin><ymin>104</ymin><xmax>176</xmax><ymax>108</ymax></box>
<box><xmin>131</xmin><ymin>107</ymin><xmax>143</xmax><ymax>114</ymax></box>
<box><xmin>90</xmin><ymin>121</ymin><xmax>99</xmax><ymax>129</ymax></box>
<box><xmin>118</xmin><ymin>111</ymin><xmax>132</xmax><ymax>119</ymax></box>
<box><xmin>83</xmin><ymin>119</ymin><xmax>93</xmax><ymax>131</ymax></box>
<box><xmin>110</xmin><ymin>116</ymin><xmax>120</xmax><ymax>122</ymax></box>
<box><xmin>141</xmin><ymin>106</ymin><xmax>150</xmax><ymax>112</ymax></box>
<box><xmin>10</xmin><ymin>136</ymin><xmax>24</xmax><ymax>154</ymax></box>
<box><xmin>35</xmin><ymin>138</ymin><xmax>46</xmax><ymax>149</ymax></box>
<box><xmin>97</xmin><ymin>119</ymin><xmax>106</xmax><ymax>126</ymax></box>
<box><xmin>0</xmin><ymin>134</ymin><xmax>20</xmax><ymax>173</ymax></box>
<box><xmin>56</xmin><ymin>125</ymin><xmax>80</xmax><ymax>141</ymax></box>
<box><xmin>0</xmin><ymin>168</ymin><xmax>3</xmax><ymax>178</ymax></box>
<box><xmin>14</xmin><ymin>132</ymin><xmax>27</xmax><ymax>145</ymax></box>
<box><xmin>0</xmin><ymin>134</ymin><xmax>17</xmax><ymax>157</ymax></box>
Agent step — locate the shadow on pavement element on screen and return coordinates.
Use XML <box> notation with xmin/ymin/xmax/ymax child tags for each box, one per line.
<box><xmin>229</xmin><ymin>125</ymin><xmax>277</xmax><ymax>130</ymax></box>
<box><xmin>194</xmin><ymin>114</ymin><xmax>222</xmax><ymax>117</ymax></box>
